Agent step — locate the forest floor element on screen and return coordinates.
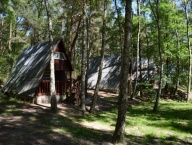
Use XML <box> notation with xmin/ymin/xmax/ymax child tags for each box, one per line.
<box><xmin>0</xmin><ymin>90</ymin><xmax>192</xmax><ymax>145</ymax></box>
<box><xmin>0</xmin><ymin>90</ymin><xmax>118</xmax><ymax>145</ymax></box>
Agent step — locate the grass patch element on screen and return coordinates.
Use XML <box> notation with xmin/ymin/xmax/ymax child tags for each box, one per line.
<box><xmin>47</xmin><ymin>115</ymin><xmax>112</xmax><ymax>141</ymax></box>
<box><xmin>78</xmin><ymin>100</ymin><xmax>192</xmax><ymax>144</ymax></box>
<box><xmin>0</xmin><ymin>94</ymin><xmax>23</xmax><ymax>115</ymax></box>
<box><xmin>2</xmin><ymin>108</ymin><xmax>22</xmax><ymax>115</ymax></box>
<box><xmin>126</xmin><ymin>101</ymin><xmax>192</xmax><ymax>144</ymax></box>
<box><xmin>79</xmin><ymin>109</ymin><xmax>117</xmax><ymax>125</ymax></box>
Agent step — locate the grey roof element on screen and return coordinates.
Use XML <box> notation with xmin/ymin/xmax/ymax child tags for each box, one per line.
<box><xmin>88</xmin><ymin>54</ymin><xmax>121</xmax><ymax>90</ymax></box>
<box><xmin>2</xmin><ymin>38</ymin><xmax>62</xmax><ymax>97</ymax></box>
<box><xmin>87</xmin><ymin>54</ymin><xmax>157</xmax><ymax>90</ymax></box>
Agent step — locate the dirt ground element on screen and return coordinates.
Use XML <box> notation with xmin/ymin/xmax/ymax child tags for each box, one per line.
<box><xmin>0</xmin><ymin>90</ymin><xmax>121</xmax><ymax>145</ymax></box>
<box><xmin>1</xmin><ymin>90</ymin><xmax>191</xmax><ymax>145</ymax></box>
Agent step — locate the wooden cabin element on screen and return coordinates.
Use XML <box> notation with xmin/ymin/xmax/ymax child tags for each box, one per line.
<box><xmin>1</xmin><ymin>38</ymin><xmax>74</xmax><ymax>103</ymax></box>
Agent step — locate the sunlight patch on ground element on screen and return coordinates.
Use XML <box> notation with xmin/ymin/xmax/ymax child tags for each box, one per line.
<box><xmin>52</xmin><ymin>128</ymin><xmax>73</xmax><ymax>138</ymax></box>
<box><xmin>126</xmin><ymin>126</ymin><xmax>144</xmax><ymax>137</ymax></box>
<box><xmin>126</xmin><ymin>125</ymin><xmax>176</xmax><ymax>138</ymax></box>
<box><xmin>126</xmin><ymin>124</ymin><xmax>192</xmax><ymax>142</ymax></box>
<box><xmin>177</xmin><ymin>120</ymin><xmax>188</xmax><ymax>126</ymax></box>
<box><xmin>19</xmin><ymin>108</ymin><xmax>39</xmax><ymax>113</ymax></box>
<box><xmin>31</xmin><ymin>103</ymin><xmax>51</xmax><ymax>109</ymax></box>
<box><xmin>6</xmin><ymin>105</ymin><xmax>16</xmax><ymax>108</ymax></box>
<box><xmin>29</xmin><ymin>116</ymin><xmax>37</xmax><ymax>122</ymax></box>
<box><xmin>81</xmin><ymin>121</ymin><xmax>114</xmax><ymax>132</ymax></box>
<box><xmin>0</xmin><ymin>116</ymin><xmax>23</xmax><ymax>122</ymax></box>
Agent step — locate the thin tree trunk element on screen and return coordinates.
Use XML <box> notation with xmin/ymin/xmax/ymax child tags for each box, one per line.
<box><xmin>184</xmin><ymin>0</ymin><xmax>192</xmax><ymax>101</ymax></box>
<box><xmin>175</xmin><ymin>30</ymin><xmax>180</xmax><ymax>96</ymax></box>
<box><xmin>45</xmin><ymin>0</ymin><xmax>57</xmax><ymax>110</ymax></box>
<box><xmin>69</xmin><ymin>17</ymin><xmax>73</xmax><ymax>58</ymax></box>
<box><xmin>90</xmin><ymin>0</ymin><xmax>107</xmax><ymax>113</ymax></box>
<box><xmin>112</xmin><ymin>0</ymin><xmax>132</xmax><ymax>143</ymax></box>
<box><xmin>153</xmin><ymin>0</ymin><xmax>163</xmax><ymax>112</ymax></box>
<box><xmin>80</xmin><ymin>0</ymin><xmax>87</xmax><ymax>113</ymax></box>
<box><xmin>8</xmin><ymin>22</ymin><xmax>12</xmax><ymax>51</ymax></box>
<box><xmin>164</xmin><ymin>57</ymin><xmax>169</xmax><ymax>94</ymax></box>
<box><xmin>9</xmin><ymin>22</ymin><xmax>14</xmax><ymax>70</ymax></box>
<box><xmin>114</xmin><ymin>0</ymin><xmax>123</xmax><ymax>52</ymax></box>
<box><xmin>70</xmin><ymin>17</ymin><xmax>82</xmax><ymax>61</ymax></box>
<box><xmin>139</xmin><ymin>41</ymin><xmax>142</xmax><ymax>97</ymax></box>
<box><xmin>61</xmin><ymin>19</ymin><xmax>64</xmax><ymax>35</ymax></box>
<box><xmin>131</xmin><ymin>0</ymin><xmax>140</xmax><ymax>99</ymax></box>
<box><xmin>85</xmin><ymin>11</ymin><xmax>90</xmax><ymax>99</ymax></box>
<box><xmin>0</xmin><ymin>18</ymin><xmax>4</xmax><ymax>55</ymax></box>
<box><xmin>146</xmin><ymin>29</ymin><xmax>150</xmax><ymax>81</ymax></box>
<box><xmin>164</xmin><ymin>25</ymin><xmax>170</xmax><ymax>94</ymax></box>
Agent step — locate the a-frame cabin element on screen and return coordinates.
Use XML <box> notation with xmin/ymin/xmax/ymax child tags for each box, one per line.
<box><xmin>1</xmin><ymin>38</ymin><xmax>73</xmax><ymax>103</ymax></box>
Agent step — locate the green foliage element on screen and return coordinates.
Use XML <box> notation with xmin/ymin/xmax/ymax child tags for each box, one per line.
<box><xmin>0</xmin><ymin>57</ymin><xmax>11</xmax><ymax>82</ymax></box>
<box><xmin>137</xmin><ymin>81</ymin><xmax>157</xmax><ymax>99</ymax></box>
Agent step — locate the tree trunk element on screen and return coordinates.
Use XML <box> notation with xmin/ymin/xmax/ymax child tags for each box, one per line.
<box><xmin>114</xmin><ymin>0</ymin><xmax>123</xmax><ymax>52</ymax></box>
<box><xmin>139</xmin><ymin>39</ymin><xmax>142</xmax><ymax>98</ymax></box>
<box><xmin>44</xmin><ymin>0</ymin><xmax>57</xmax><ymax>111</ymax></box>
<box><xmin>70</xmin><ymin>17</ymin><xmax>82</xmax><ymax>61</ymax></box>
<box><xmin>184</xmin><ymin>0</ymin><xmax>192</xmax><ymax>101</ymax></box>
<box><xmin>164</xmin><ymin>58</ymin><xmax>169</xmax><ymax>93</ymax></box>
<box><xmin>8</xmin><ymin>22</ymin><xmax>12</xmax><ymax>51</ymax></box>
<box><xmin>61</xmin><ymin>19</ymin><xmax>64</xmax><ymax>35</ymax></box>
<box><xmin>175</xmin><ymin>30</ymin><xmax>180</xmax><ymax>96</ymax></box>
<box><xmin>112</xmin><ymin>0</ymin><xmax>132</xmax><ymax>143</ymax></box>
<box><xmin>146</xmin><ymin>28</ymin><xmax>150</xmax><ymax>81</ymax></box>
<box><xmin>131</xmin><ymin>0</ymin><xmax>140</xmax><ymax>99</ymax></box>
<box><xmin>85</xmin><ymin>2</ymin><xmax>91</xmax><ymax>99</ymax></box>
<box><xmin>80</xmin><ymin>0</ymin><xmax>87</xmax><ymax>112</ymax></box>
<box><xmin>164</xmin><ymin>25</ymin><xmax>170</xmax><ymax>94</ymax></box>
<box><xmin>152</xmin><ymin>0</ymin><xmax>163</xmax><ymax>112</ymax></box>
<box><xmin>90</xmin><ymin>0</ymin><xmax>107</xmax><ymax>113</ymax></box>
<box><xmin>0</xmin><ymin>18</ymin><xmax>4</xmax><ymax>54</ymax></box>
<box><xmin>68</xmin><ymin>16</ymin><xmax>73</xmax><ymax>58</ymax></box>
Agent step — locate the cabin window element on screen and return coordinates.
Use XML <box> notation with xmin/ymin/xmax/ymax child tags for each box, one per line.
<box><xmin>54</xmin><ymin>52</ymin><xmax>66</xmax><ymax>60</ymax></box>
